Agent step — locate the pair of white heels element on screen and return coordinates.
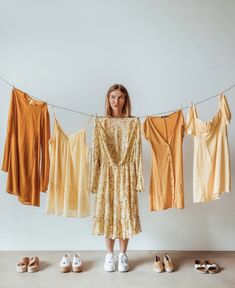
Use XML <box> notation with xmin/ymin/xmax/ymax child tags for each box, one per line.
<box><xmin>60</xmin><ymin>253</ymin><xmax>83</xmax><ymax>273</ymax></box>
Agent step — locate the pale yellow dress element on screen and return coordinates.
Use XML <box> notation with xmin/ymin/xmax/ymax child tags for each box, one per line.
<box><xmin>46</xmin><ymin>116</ymin><xmax>90</xmax><ymax>217</ymax></box>
<box><xmin>186</xmin><ymin>94</ymin><xmax>231</xmax><ymax>203</ymax></box>
<box><xmin>90</xmin><ymin>117</ymin><xmax>144</xmax><ymax>239</ymax></box>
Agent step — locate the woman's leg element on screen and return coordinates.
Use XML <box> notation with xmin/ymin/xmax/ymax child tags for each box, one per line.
<box><xmin>119</xmin><ymin>238</ymin><xmax>129</xmax><ymax>253</ymax></box>
<box><xmin>105</xmin><ymin>238</ymin><xmax>115</xmax><ymax>253</ymax></box>
<box><xmin>104</xmin><ymin>238</ymin><xmax>116</xmax><ymax>272</ymax></box>
<box><xmin>118</xmin><ymin>239</ymin><xmax>129</xmax><ymax>272</ymax></box>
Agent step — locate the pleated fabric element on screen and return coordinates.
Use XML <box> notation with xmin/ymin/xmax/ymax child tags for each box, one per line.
<box><xmin>46</xmin><ymin>116</ymin><xmax>90</xmax><ymax>217</ymax></box>
<box><xmin>186</xmin><ymin>94</ymin><xmax>231</xmax><ymax>203</ymax></box>
<box><xmin>90</xmin><ymin>117</ymin><xmax>144</xmax><ymax>239</ymax></box>
<box><xmin>2</xmin><ymin>88</ymin><xmax>50</xmax><ymax>206</ymax></box>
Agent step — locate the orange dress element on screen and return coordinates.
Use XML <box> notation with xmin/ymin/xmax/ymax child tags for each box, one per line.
<box><xmin>2</xmin><ymin>88</ymin><xmax>50</xmax><ymax>206</ymax></box>
<box><xmin>143</xmin><ymin>110</ymin><xmax>185</xmax><ymax>211</ymax></box>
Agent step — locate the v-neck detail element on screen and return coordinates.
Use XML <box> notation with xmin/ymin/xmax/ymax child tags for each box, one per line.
<box><xmin>54</xmin><ymin>117</ymin><xmax>85</xmax><ymax>141</ymax></box>
<box><xmin>147</xmin><ymin>110</ymin><xmax>181</xmax><ymax>145</ymax></box>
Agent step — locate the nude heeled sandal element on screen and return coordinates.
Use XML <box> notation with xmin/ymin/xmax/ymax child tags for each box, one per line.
<box><xmin>16</xmin><ymin>257</ymin><xmax>30</xmax><ymax>273</ymax></box>
<box><xmin>194</xmin><ymin>260</ymin><xmax>207</xmax><ymax>273</ymax></box>
<box><xmin>27</xmin><ymin>257</ymin><xmax>40</xmax><ymax>273</ymax></box>
<box><xmin>205</xmin><ymin>260</ymin><xmax>220</xmax><ymax>274</ymax></box>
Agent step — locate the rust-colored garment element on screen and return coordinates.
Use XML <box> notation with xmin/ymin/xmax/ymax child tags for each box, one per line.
<box><xmin>2</xmin><ymin>88</ymin><xmax>50</xmax><ymax>206</ymax></box>
<box><xmin>143</xmin><ymin>110</ymin><xmax>185</xmax><ymax>211</ymax></box>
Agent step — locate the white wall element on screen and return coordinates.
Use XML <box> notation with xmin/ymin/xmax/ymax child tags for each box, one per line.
<box><xmin>0</xmin><ymin>0</ymin><xmax>234</xmax><ymax>251</ymax></box>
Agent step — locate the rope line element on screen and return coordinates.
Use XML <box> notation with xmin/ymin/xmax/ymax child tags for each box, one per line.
<box><xmin>0</xmin><ymin>76</ymin><xmax>234</xmax><ymax>118</ymax></box>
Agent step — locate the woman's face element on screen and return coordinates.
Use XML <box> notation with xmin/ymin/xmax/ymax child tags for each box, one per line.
<box><xmin>109</xmin><ymin>89</ymin><xmax>126</xmax><ymax>115</ymax></box>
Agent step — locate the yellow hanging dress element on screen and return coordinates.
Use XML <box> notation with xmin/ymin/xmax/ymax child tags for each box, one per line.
<box><xmin>186</xmin><ymin>94</ymin><xmax>231</xmax><ymax>203</ymax></box>
<box><xmin>142</xmin><ymin>110</ymin><xmax>185</xmax><ymax>211</ymax></box>
<box><xmin>46</xmin><ymin>115</ymin><xmax>90</xmax><ymax>217</ymax></box>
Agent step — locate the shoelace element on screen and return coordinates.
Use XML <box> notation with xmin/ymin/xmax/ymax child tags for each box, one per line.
<box><xmin>120</xmin><ymin>254</ymin><xmax>128</xmax><ymax>264</ymax></box>
<box><xmin>106</xmin><ymin>254</ymin><xmax>115</xmax><ymax>264</ymax></box>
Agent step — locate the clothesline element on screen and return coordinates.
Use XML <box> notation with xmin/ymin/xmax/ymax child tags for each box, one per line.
<box><xmin>0</xmin><ymin>76</ymin><xmax>234</xmax><ymax>118</ymax></box>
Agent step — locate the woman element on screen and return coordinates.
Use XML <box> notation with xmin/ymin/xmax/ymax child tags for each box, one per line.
<box><xmin>90</xmin><ymin>84</ymin><xmax>144</xmax><ymax>272</ymax></box>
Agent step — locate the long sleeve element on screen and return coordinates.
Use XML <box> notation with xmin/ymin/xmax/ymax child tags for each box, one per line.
<box><xmin>135</xmin><ymin>119</ymin><xmax>144</xmax><ymax>192</ymax></box>
<box><xmin>2</xmin><ymin>90</ymin><xmax>14</xmax><ymax>172</ymax></box>
<box><xmin>40</xmin><ymin>106</ymin><xmax>50</xmax><ymax>192</ymax></box>
<box><xmin>89</xmin><ymin>119</ymin><xmax>100</xmax><ymax>193</ymax></box>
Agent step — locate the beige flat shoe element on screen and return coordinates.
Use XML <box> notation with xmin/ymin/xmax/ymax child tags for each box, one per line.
<box><xmin>16</xmin><ymin>257</ymin><xmax>30</xmax><ymax>273</ymax></box>
<box><xmin>164</xmin><ymin>254</ymin><xmax>174</xmax><ymax>272</ymax></box>
<box><xmin>72</xmin><ymin>253</ymin><xmax>83</xmax><ymax>272</ymax></box>
<box><xmin>153</xmin><ymin>255</ymin><xmax>164</xmax><ymax>273</ymax></box>
<box><xmin>60</xmin><ymin>253</ymin><xmax>71</xmax><ymax>273</ymax></box>
<box><xmin>205</xmin><ymin>260</ymin><xmax>220</xmax><ymax>274</ymax></box>
<box><xmin>28</xmin><ymin>257</ymin><xmax>40</xmax><ymax>273</ymax></box>
<box><xmin>195</xmin><ymin>260</ymin><xmax>207</xmax><ymax>273</ymax></box>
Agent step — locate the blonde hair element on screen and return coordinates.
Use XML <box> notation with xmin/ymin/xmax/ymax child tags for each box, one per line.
<box><xmin>105</xmin><ymin>84</ymin><xmax>132</xmax><ymax>117</ymax></box>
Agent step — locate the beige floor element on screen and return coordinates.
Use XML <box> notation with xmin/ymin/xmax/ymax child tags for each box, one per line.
<box><xmin>0</xmin><ymin>251</ymin><xmax>234</xmax><ymax>288</ymax></box>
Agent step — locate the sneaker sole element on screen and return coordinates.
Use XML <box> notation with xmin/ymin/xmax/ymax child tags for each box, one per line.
<box><xmin>118</xmin><ymin>267</ymin><xmax>129</xmax><ymax>272</ymax></box>
<box><xmin>104</xmin><ymin>266</ymin><xmax>115</xmax><ymax>272</ymax></box>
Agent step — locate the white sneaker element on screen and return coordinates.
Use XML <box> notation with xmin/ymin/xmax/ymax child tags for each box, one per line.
<box><xmin>60</xmin><ymin>253</ymin><xmax>71</xmax><ymax>273</ymax></box>
<box><xmin>118</xmin><ymin>253</ymin><xmax>129</xmax><ymax>272</ymax></box>
<box><xmin>72</xmin><ymin>253</ymin><xmax>83</xmax><ymax>272</ymax></box>
<box><xmin>104</xmin><ymin>253</ymin><xmax>115</xmax><ymax>272</ymax></box>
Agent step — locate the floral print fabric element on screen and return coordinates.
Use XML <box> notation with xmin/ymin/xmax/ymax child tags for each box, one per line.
<box><xmin>90</xmin><ymin>117</ymin><xmax>144</xmax><ymax>239</ymax></box>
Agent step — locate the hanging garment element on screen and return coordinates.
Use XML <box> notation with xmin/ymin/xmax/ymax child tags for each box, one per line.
<box><xmin>2</xmin><ymin>88</ymin><xmax>50</xmax><ymax>206</ymax></box>
<box><xmin>186</xmin><ymin>94</ymin><xmax>231</xmax><ymax>203</ymax></box>
<box><xmin>143</xmin><ymin>110</ymin><xmax>185</xmax><ymax>211</ymax></box>
<box><xmin>46</xmin><ymin>115</ymin><xmax>90</xmax><ymax>217</ymax></box>
<box><xmin>90</xmin><ymin>117</ymin><xmax>144</xmax><ymax>239</ymax></box>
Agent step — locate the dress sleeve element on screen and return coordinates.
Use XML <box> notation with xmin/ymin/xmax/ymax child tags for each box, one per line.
<box><xmin>89</xmin><ymin>119</ymin><xmax>100</xmax><ymax>193</ymax></box>
<box><xmin>220</xmin><ymin>94</ymin><xmax>231</xmax><ymax>125</ymax></box>
<box><xmin>185</xmin><ymin>105</ymin><xmax>196</xmax><ymax>135</ymax></box>
<box><xmin>135</xmin><ymin>119</ymin><xmax>144</xmax><ymax>192</ymax></box>
<box><xmin>40</xmin><ymin>106</ymin><xmax>51</xmax><ymax>192</ymax></box>
<box><xmin>2</xmin><ymin>90</ymin><xmax>14</xmax><ymax>172</ymax></box>
<box><xmin>142</xmin><ymin>117</ymin><xmax>150</xmax><ymax>140</ymax></box>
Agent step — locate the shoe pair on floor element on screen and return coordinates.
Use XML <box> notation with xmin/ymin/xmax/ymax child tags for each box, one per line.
<box><xmin>195</xmin><ymin>260</ymin><xmax>220</xmax><ymax>274</ymax></box>
<box><xmin>60</xmin><ymin>253</ymin><xmax>83</xmax><ymax>273</ymax></box>
<box><xmin>16</xmin><ymin>257</ymin><xmax>40</xmax><ymax>273</ymax></box>
<box><xmin>153</xmin><ymin>254</ymin><xmax>174</xmax><ymax>273</ymax></box>
<box><xmin>104</xmin><ymin>252</ymin><xmax>129</xmax><ymax>272</ymax></box>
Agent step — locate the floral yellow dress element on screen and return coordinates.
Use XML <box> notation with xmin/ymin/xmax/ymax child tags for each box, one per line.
<box><xmin>90</xmin><ymin>117</ymin><xmax>144</xmax><ymax>239</ymax></box>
